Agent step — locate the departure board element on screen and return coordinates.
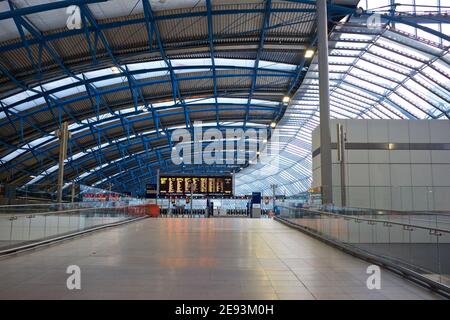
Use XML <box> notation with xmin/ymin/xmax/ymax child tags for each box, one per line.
<box><xmin>200</xmin><ymin>177</ymin><xmax>208</xmax><ymax>193</ymax></box>
<box><xmin>208</xmin><ymin>177</ymin><xmax>216</xmax><ymax>194</ymax></box>
<box><xmin>184</xmin><ymin>177</ymin><xmax>192</xmax><ymax>194</ymax></box>
<box><xmin>191</xmin><ymin>177</ymin><xmax>200</xmax><ymax>193</ymax></box>
<box><xmin>159</xmin><ymin>177</ymin><xmax>169</xmax><ymax>195</ymax></box>
<box><xmin>159</xmin><ymin>175</ymin><xmax>233</xmax><ymax>196</ymax></box>
<box><xmin>223</xmin><ymin>177</ymin><xmax>233</xmax><ymax>195</ymax></box>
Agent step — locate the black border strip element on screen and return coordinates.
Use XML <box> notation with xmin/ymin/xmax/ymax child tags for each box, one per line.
<box><xmin>313</xmin><ymin>142</ymin><xmax>450</xmax><ymax>157</ymax></box>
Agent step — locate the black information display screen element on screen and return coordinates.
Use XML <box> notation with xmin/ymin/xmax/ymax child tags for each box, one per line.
<box><xmin>145</xmin><ymin>184</ymin><xmax>157</xmax><ymax>199</ymax></box>
<box><xmin>159</xmin><ymin>175</ymin><xmax>233</xmax><ymax>196</ymax></box>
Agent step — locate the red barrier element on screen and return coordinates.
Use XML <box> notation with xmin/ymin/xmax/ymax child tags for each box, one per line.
<box><xmin>145</xmin><ymin>204</ymin><xmax>160</xmax><ymax>217</ymax></box>
<box><xmin>124</xmin><ymin>204</ymin><xmax>160</xmax><ymax>217</ymax></box>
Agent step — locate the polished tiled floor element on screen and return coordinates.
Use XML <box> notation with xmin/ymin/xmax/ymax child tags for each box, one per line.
<box><xmin>0</xmin><ymin>218</ymin><xmax>443</xmax><ymax>300</ymax></box>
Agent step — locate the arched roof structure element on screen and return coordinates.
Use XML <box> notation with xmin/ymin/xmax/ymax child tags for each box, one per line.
<box><xmin>0</xmin><ymin>0</ymin><xmax>448</xmax><ymax>196</ymax></box>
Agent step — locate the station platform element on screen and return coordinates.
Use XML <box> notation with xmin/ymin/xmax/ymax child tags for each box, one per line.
<box><xmin>0</xmin><ymin>218</ymin><xmax>443</xmax><ymax>300</ymax></box>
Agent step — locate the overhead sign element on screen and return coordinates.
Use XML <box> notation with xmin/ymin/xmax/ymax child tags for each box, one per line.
<box><xmin>251</xmin><ymin>192</ymin><xmax>261</xmax><ymax>204</ymax></box>
<box><xmin>159</xmin><ymin>175</ymin><xmax>233</xmax><ymax>196</ymax></box>
<box><xmin>145</xmin><ymin>184</ymin><xmax>158</xmax><ymax>199</ymax></box>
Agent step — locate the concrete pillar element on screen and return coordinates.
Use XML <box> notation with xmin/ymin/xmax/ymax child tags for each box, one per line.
<box><xmin>56</xmin><ymin>122</ymin><xmax>69</xmax><ymax>203</ymax></box>
<box><xmin>317</xmin><ymin>0</ymin><xmax>333</xmax><ymax>205</ymax></box>
<box><xmin>271</xmin><ymin>184</ymin><xmax>277</xmax><ymax>211</ymax></box>
<box><xmin>337</xmin><ymin>123</ymin><xmax>346</xmax><ymax>207</ymax></box>
<box><xmin>71</xmin><ymin>182</ymin><xmax>76</xmax><ymax>203</ymax></box>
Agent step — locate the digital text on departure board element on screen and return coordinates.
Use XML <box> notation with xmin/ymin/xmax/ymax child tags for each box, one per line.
<box><xmin>159</xmin><ymin>175</ymin><xmax>233</xmax><ymax>196</ymax></box>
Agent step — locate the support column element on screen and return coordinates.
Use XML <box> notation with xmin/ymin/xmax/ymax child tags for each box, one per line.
<box><xmin>71</xmin><ymin>182</ymin><xmax>76</xmax><ymax>203</ymax></box>
<box><xmin>317</xmin><ymin>0</ymin><xmax>333</xmax><ymax>205</ymax></box>
<box><xmin>271</xmin><ymin>184</ymin><xmax>277</xmax><ymax>211</ymax></box>
<box><xmin>337</xmin><ymin>123</ymin><xmax>346</xmax><ymax>207</ymax></box>
<box><xmin>56</xmin><ymin>122</ymin><xmax>69</xmax><ymax>203</ymax></box>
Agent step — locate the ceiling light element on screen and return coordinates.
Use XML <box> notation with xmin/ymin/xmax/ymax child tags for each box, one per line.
<box><xmin>270</xmin><ymin>121</ymin><xmax>277</xmax><ymax>128</ymax></box>
<box><xmin>282</xmin><ymin>96</ymin><xmax>290</xmax><ymax>104</ymax></box>
<box><xmin>305</xmin><ymin>49</ymin><xmax>315</xmax><ymax>58</ymax></box>
<box><xmin>111</xmin><ymin>66</ymin><xmax>121</xmax><ymax>74</ymax></box>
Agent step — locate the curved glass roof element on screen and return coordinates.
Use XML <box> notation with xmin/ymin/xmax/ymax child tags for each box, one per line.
<box><xmin>0</xmin><ymin>58</ymin><xmax>294</xmax><ymax>119</ymax></box>
<box><xmin>235</xmin><ymin>1</ymin><xmax>450</xmax><ymax>196</ymax></box>
<box><xmin>1</xmin><ymin>0</ymin><xmax>449</xmax><ymax>196</ymax></box>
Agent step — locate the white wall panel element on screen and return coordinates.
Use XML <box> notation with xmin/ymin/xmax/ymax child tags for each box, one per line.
<box><xmin>411</xmin><ymin>164</ymin><xmax>433</xmax><ymax>187</ymax></box>
<box><xmin>369</xmin><ymin>164</ymin><xmax>390</xmax><ymax>186</ymax></box>
<box><xmin>430</xmin><ymin>120</ymin><xmax>450</xmax><ymax>143</ymax></box>
<box><xmin>388</xmin><ymin>120</ymin><xmax>409</xmax><ymax>142</ymax></box>
<box><xmin>389</xmin><ymin>150</ymin><xmax>411</xmax><ymax>163</ymax></box>
<box><xmin>408</xmin><ymin>120</ymin><xmax>430</xmax><ymax>143</ymax></box>
<box><xmin>368</xmin><ymin>120</ymin><xmax>388</xmax><ymax>142</ymax></box>
<box><xmin>311</xmin><ymin>120</ymin><xmax>450</xmax><ymax>211</ymax></box>
<box><xmin>348</xmin><ymin>164</ymin><xmax>370</xmax><ymax>186</ymax></box>
<box><xmin>432</xmin><ymin>164</ymin><xmax>450</xmax><ymax>186</ymax></box>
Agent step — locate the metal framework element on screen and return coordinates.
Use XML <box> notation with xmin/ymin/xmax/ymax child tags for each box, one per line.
<box><xmin>235</xmin><ymin>2</ymin><xmax>450</xmax><ymax>196</ymax></box>
<box><xmin>0</xmin><ymin>0</ymin><xmax>448</xmax><ymax>196</ymax></box>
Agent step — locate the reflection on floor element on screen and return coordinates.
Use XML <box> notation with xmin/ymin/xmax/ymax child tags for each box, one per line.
<box><xmin>0</xmin><ymin>218</ymin><xmax>444</xmax><ymax>300</ymax></box>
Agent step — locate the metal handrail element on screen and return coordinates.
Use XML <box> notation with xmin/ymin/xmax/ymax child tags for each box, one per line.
<box><xmin>278</xmin><ymin>206</ymin><xmax>450</xmax><ymax>234</ymax></box>
<box><xmin>319</xmin><ymin>206</ymin><xmax>450</xmax><ymax>217</ymax></box>
<box><xmin>0</xmin><ymin>201</ymin><xmax>114</xmax><ymax>209</ymax></box>
<box><xmin>0</xmin><ymin>205</ymin><xmax>129</xmax><ymax>219</ymax></box>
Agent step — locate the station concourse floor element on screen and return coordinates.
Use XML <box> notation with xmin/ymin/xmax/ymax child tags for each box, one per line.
<box><xmin>0</xmin><ymin>218</ymin><xmax>443</xmax><ymax>300</ymax></box>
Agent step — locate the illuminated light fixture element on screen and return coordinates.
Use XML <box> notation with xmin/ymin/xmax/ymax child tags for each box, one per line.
<box><xmin>30</xmin><ymin>175</ymin><xmax>36</xmax><ymax>179</ymax></box>
<box><xmin>263</xmin><ymin>139</ymin><xmax>267</xmax><ymax>143</ymax></box>
<box><xmin>270</xmin><ymin>121</ymin><xmax>277</xmax><ymax>128</ymax></box>
<box><xmin>111</xmin><ymin>66</ymin><xmax>121</xmax><ymax>74</ymax></box>
<box><xmin>304</xmin><ymin>49</ymin><xmax>315</xmax><ymax>58</ymax></box>
<box><xmin>256</xmin><ymin>151</ymin><xmax>260</xmax><ymax>156</ymax></box>
<box><xmin>282</xmin><ymin>96</ymin><xmax>290</xmax><ymax>104</ymax></box>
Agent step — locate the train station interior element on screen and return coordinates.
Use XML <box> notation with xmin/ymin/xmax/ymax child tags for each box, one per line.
<box><xmin>0</xmin><ymin>0</ymin><xmax>449</xmax><ymax>301</ymax></box>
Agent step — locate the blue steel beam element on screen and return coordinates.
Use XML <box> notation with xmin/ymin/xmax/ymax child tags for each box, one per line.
<box><xmin>39</xmin><ymin>122</ymin><xmax>268</xmax><ymax>178</ymax></box>
<box><xmin>205</xmin><ymin>0</ymin><xmax>219</xmax><ymax>125</ymax></box>
<box><xmin>88</xmin><ymin>151</ymin><xmax>250</xmax><ymax>192</ymax></box>
<box><xmin>0</xmin><ymin>87</ymin><xmax>284</xmax><ymax>172</ymax></box>
<box><xmin>0</xmin><ymin>72</ymin><xmax>291</xmax><ymax>153</ymax></box>
<box><xmin>35</xmin><ymin>126</ymin><xmax>264</xmax><ymax>189</ymax></box>
<box><xmin>1</xmin><ymin>64</ymin><xmax>294</xmax><ymax>117</ymax></box>
<box><xmin>244</xmin><ymin>0</ymin><xmax>272</xmax><ymax>129</ymax></box>
<box><xmin>3</xmin><ymin>100</ymin><xmax>279</xmax><ymax>157</ymax></box>
<box><xmin>0</xmin><ymin>96</ymin><xmax>282</xmax><ymax>182</ymax></box>
<box><xmin>0</xmin><ymin>0</ymin><xmax>378</xmax><ymax>192</ymax></box>
<box><xmin>4</xmin><ymin>0</ymin><xmax>138</xmax><ymax>169</ymax></box>
<box><xmin>0</xmin><ymin>8</ymin><xmax>316</xmax><ymax>52</ymax></box>
<box><xmin>0</xmin><ymin>0</ymin><xmax>107</xmax><ymax>20</ymax></box>
<box><xmin>142</xmin><ymin>0</ymin><xmax>188</xmax><ymax>128</ymax></box>
<box><xmin>7</xmin><ymin>114</ymin><xmax>273</xmax><ymax>185</ymax></box>
<box><xmin>78</xmin><ymin>3</ymin><xmax>153</xmax><ymax>165</ymax></box>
